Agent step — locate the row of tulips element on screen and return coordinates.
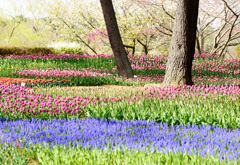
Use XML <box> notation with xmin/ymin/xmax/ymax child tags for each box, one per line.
<box><xmin>11</xmin><ymin>68</ymin><xmax>125</xmax><ymax>86</ymax></box>
<box><xmin>0</xmin><ymin>77</ymin><xmax>69</xmax><ymax>85</ymax></box>
<box><xmin>11</xmin><ymin>68</ymin><xmax>240</xmax><ymax>86</ymax></box>
<box><xmin>4</xmin><ymin>53</ymin><xmax>218</xmax><ymax>60</ymax></box>
<box><xmin>1</xmin><ymin>117</ymin><xmax>240</xmax><ymax>162</ymax></box>
<box><xmin>6</xmin><ymin>54</ymin><xmax>240</xmax><ymax>79</ymax></box>
<box><xmin>128</xmin><ymin>55</ymin><xmax>240</xmax><ymax>77</ymax></box>
<box><xmin>5</xmin><ymin>54</ymin><xmax>237</xmax><ymax>74</ymax></box>
<box><xmin>0</xmin><ymin>83</ymin><xmax>239</xmax><ymax>128</ymax></box>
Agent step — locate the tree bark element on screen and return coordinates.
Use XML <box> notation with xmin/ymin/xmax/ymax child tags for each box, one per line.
<box><xmin>196</xmin><ymin>35</ymin><xmax>202</xmax><ymax>54</ymax></box>
<box><xmin>100</xmin><ymin>0</ymin><xmax>134</xmax><ymax>78</ymax></box>
<box><xmin>162</xmin><ymin>0</ymin><xmax>199</xmax><ymax>86</ymax></box>
<box><xmin>200</xmin><ymin>32</ymin><xmax>204</xmax><ymax>53</ymax></box>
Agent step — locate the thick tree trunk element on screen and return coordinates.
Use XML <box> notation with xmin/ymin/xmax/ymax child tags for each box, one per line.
<box><xmin>100</xmin><ymin>0</ymin><xmax>134</xmax><ymax>78</ymax></box>
<box><xmin>162</xmin><ymin>0</ymin><xmax>199</xmax><ymax>86</ymax></box>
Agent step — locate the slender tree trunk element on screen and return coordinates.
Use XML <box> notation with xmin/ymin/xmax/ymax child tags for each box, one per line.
<box><xmin>7</xmin><ymin>21</ymin><xmax>21</xmax><ymax>45</ymax></box>
<box><xmin>162</xmin><ymin>0</ymin><xmax>199</xmax><ymax>86</ymax></box>
<box><xmin>200</xmin><ymin>32</ymin><xmax>204</xmax><ymax>53</ymax></box>
<box><xmin>137</xmin><ymin>39</ymin><xmax>148</xmax><ymax>55</ymax></box>
<box><xmin>100</xmin><ymin>0</ymin><xmax>134</xmax><ymax>78</ymax></box>
<box><xmin>196</xmin><ymin>36</ymin><xmax>202</xmax><ymax>54</ymax></box>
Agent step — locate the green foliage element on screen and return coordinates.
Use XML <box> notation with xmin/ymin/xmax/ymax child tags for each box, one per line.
<box><xmin>85</xmin><ymin>95</ymin><xmax>239</xmax><ymax>129</ymax></box>
<box><xmin>0</xmin><ymin>14</ymin><xmax>60</xmax><ymax>47</ymax></box>
<box><xmin>53</xmin><ymin>47</ymin><xmax>85</xmax><ymax>55</ymax></box>
<box><xmin>236</xmin><ymin>45</ymin><xmax>240</xmax><ymax>58</ymax></box>
<box><xmin>4</xmin><ymin>144</ymin><xmax>238</xmax><ymax>165</ymax></box>
<box><xmin>0</xmin><ymin>46</ymin><xmax>54</xmax><ymax>57</ymax></box>
<box><xmin>0</xmin><ymin>57</ymin><xmax>117</xmax><ymax>77</ymax></box>
<box><xmin>0</xmin><ymin>143</ymin><xmax>29</xmax><ymax>165</ymax></box>
<box><xmin>0</xmin><ymin>142</ymin><xmax>235</xmax><ymax>164</ymax></box>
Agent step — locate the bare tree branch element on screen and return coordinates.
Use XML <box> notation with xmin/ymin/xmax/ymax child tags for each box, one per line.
<box><xmin>59</xmin><ymin>17</ymin><xmax>98</xmax><ymax>54</ymax></box>
<box><xmin>162</xmin><ymin>4</ymin><xmax>175</xmax><ymax>20</ymax></box>
<box><xmin>155</xmin><ymin>27</ymin><xmax>172</xmax><ymax>36</ymax></box>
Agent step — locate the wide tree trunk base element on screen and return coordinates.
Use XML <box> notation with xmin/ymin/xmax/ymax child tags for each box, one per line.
<box><xmin>161</xmin><ymin>0</ymin><xmax>199</xmax><ymax>87</ymax></box>
<box><xmin>162</xmin><ymin>78</ymin><xmax>194</xmax><ymax>87</ymax></box>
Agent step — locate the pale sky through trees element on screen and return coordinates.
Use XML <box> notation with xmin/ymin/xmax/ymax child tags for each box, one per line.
<box><xmin>0</xmin><ymin>0</ymin><xmax>231</xmax><ymax>23</ymax></box>
<box><xmin>0</xmin><ymin>0</ymin><xmax>48</xmax><ymax>18</ymax></box>
<box><xmin>0</xmin><ymin>0</ymin><xmax>95</xmax><ymax>18</ymax></box>
<box><xmin>0</xmin><ymin>0</ymin><xmax>29</xmax><ymax>17</ymax></box>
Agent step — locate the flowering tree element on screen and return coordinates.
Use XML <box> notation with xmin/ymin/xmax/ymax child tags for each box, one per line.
<box><xmin>209</xmin><ymin>0</ymin><xmax>240</xmax><ymax>57</ymax></box>
<box><xmin>39</xmin><ymin>0</ymin><xmax>104</xmax><ymax>54</ymax></box>
<box><xmin>38</xmin><ymin>0</ymin><xmax>172</xmax><ymax>55</ymax></box>
<box><xmin>133</xmin><ymin>0</ymin><xmax>240</xmax><ymax>57</ymax></box>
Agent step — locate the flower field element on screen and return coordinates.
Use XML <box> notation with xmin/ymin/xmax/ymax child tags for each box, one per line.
<box><xmin>0</xmin><ymin>54</ymin><xmax>239</xmax><ymax>164</ymax></box>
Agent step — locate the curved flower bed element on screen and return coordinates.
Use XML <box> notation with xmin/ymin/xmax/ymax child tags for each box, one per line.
<box><xmin>11</xmin><ymin>68</ymin><xmax>240</xmax><ymax>86</ymax></box>
<box><xmin>1</xmin><ymin>118</ymin><xmax>240</xmax><ymax>162</ymax></box>
<box><xmin>0</xmin><ymin>83</ymin><xmax>239</xmax><ymax>128</ymax></box>
<box><xmin>0</xmin><ymin>77</ymin><xmax>67</xmax><ymax>84</ymax></box>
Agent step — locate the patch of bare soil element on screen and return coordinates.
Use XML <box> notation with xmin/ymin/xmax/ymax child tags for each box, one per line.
<box><xmin>60</xmin><ymin>85</ymin><xmax>146</xmax><ymax>92</ymax></box>
<box><xmin>65</xmin><ymin>85</ymin><xmax>144</xmax><ymax>89</ymax></box>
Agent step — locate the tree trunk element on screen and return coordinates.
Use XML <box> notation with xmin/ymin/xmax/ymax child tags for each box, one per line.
<box><xmin>200</xmin><ymin>32</ymin><xmax>204</xmax><ymax>53</ymax></box>
<box><xmin>196</xmin><ymin>36</ymin><xmax>202</xmax><ymax>54</ymax></box>
<box><xmin>100</xmin><ymin>0</ymin><xmax>134</xmax><ymax>78</ymax></box>
<box><xmin>162</xmin><ymin>0</ymin><xmax>199</xmax><ymax>86</ymax></box>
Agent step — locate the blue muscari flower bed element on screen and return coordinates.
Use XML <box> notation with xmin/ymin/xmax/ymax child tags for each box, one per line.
<box><xmin>0</xmin><ymin>118</ymin><xmax>239</xmax><ymax>162</ymax></box>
